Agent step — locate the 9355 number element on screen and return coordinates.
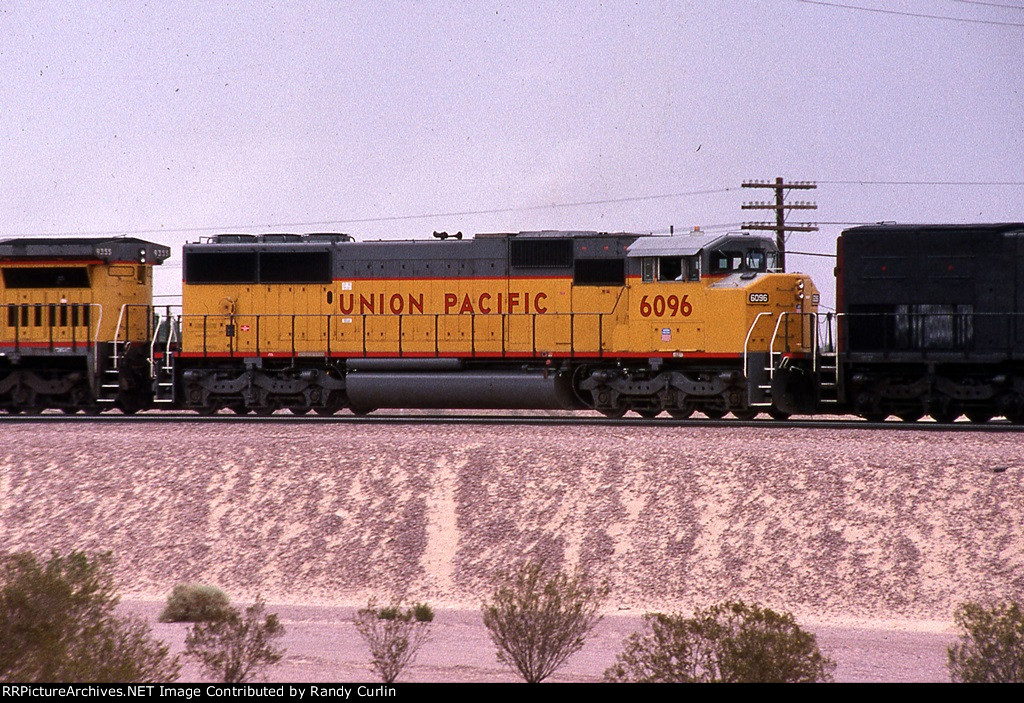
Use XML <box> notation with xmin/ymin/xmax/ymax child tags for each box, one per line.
<box><xmin>639</xmin><ymin>294</ymin><xmax>692</xmax><ymax>317</ymax></box>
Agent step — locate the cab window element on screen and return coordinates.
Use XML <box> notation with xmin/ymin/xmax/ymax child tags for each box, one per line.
<box><xmin>642</xmin><ymin>256</ymin><xmax>700</xmax><ymax>282</ymax></box>
<box><xmin>658</xmin><ymin>257</ymin><xmax>686</xmax><ymax>281</ymax></box>
<box><xmin>710</xmin><ymin>250</ymin><xmax>744</xmax><ymax>274</ymax></box>
<box><xmin>745</xmin><ymin>250</ymin><xmax>766</xmax><ymax>272</ymax></box>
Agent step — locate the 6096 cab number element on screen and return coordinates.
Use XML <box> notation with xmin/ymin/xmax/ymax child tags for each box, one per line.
<box><xmin>639</xmin><ymin>295</ymin><xmax>692</xmax><ymax>317</ymax></box>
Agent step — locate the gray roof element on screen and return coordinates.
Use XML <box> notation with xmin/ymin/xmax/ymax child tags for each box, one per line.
<box><xmin>626</xmin><ymin>232</ymin><xmax>776</xmax><ymax>258</ymax></box>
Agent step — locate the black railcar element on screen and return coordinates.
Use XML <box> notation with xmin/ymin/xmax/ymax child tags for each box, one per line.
<box><xmin>836</xmin><ymin>223</ymin><xmax>1024</xmax><ymax>422</ymax></box>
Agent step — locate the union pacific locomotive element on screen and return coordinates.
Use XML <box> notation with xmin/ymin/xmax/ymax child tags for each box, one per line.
<box><xmin>175</xmin><ymin>230</ymin><xmax>816</xmax><ymax>418</ymax></box>
<box><xmin>0</xmin><ymin>238</ymin><xmax>171</xmax><ymax>414</ymax></box>
<box><xmin>4</xmin><ymin>222</ymin><xmax>1023</xmax><ymax>424</ymax></box>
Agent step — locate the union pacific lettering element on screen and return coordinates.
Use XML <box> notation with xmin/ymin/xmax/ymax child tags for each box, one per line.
<box><xmin>338</xmin><ymin>291</ymin><xmax>549</xmax><ymax>315</ymax></box>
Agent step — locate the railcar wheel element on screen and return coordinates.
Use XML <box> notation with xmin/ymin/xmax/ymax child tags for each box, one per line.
<box><xmin>732</xmin><ymin>409</ymin><xmax>760</xmax><ymax>420</ymax></box>
<box><xmin>82</xmin><ymin>406</ymin><xmax>102</xmax><ymax>416</ymax></box>
<box><xmin>767</xmin><ymin>407</ymin><xmax>791</xmax><ymax>421</ymax></box>
<box><xmin>228</xmin><ymin>404</ymin><xmax>249</xmax><ymax>415</ymax></box>
<box><xmin>666</xmin><ymin>407</ymin><xmax>694</xmax><ymax>419</ymax></box>
<box><xmin>598</xmin><ymin>406</ymin><xmax>628</xmax><ymax>418</ymax></box>
<box><xmin>254</xmin><ymin>406</ymin><xmax>277</xmax><ymax>417</ymax></box>
<box><xmin>287</xmin><ymin>406</ymin><xmax>312</xmax><ymax>415</ymax></box>
<box><xmin>702</xmin><ymin>407</ymin><xmax>727</xmax><ymax>420</ymax></box>
<box><xmin>965</xmin><ymin>411</ymin><xmax>993</xmax><ymax>424</ymax></box>
<box><xmin>195</xmin><ymin>404</ymin><xmax>218</xmax><ymax>416</ymax></box>
<box><xmin>350</xmin><ymin>406</ymin><xmax>376</xmax><ymax>416</ymax></box>
<box><xmin>314</xmin><ymin>407</ymin><xmax>337</xmax><ymax>416</ymax></box>
<box><xmin>60</xmin><ymin>407</ymin><xmax>79</xmax><ymax>415</ymax></box>
<box><xmin>633</xmin><ymin>408</ymin><xmax>662</xmax><ymax>419</ymax></box>
<box><xmin>897</xmin><ymin>411</ymin><xmax>924</xmax><ymax>423</ymax></box>
<box><xmin>861</xmin><ymin>412</ymin><xmax>887</xmax><ymax>423</ymax></box>
<box><xmin>930</xmin><ymin>409</ymin><xmax>960</xmax><ymax>424</ymax></box>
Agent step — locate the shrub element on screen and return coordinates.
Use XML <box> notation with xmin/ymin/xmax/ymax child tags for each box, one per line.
<box><xmin>604</xmin><ymin>601</ymin><xmax>835</xmax><ymax>683</ymax></box>
<box><xmin>184</xmin><ymin>596</ymin><xmax>285</xmax><ymax>683</ymax></box>
<box><xmin>481</xmin><ymin>560</ymin><xmax>606</xmax><ymax>683</ymax></box>
<box><xmin>159</xmin><ymin>584</ymin><xmax>231</xmax><ymax>623</ymax></box>
<box><xmin>948</xmin><ymin>600</ymin><xmax>1024</xmax><ymax>683</ymax></box>
<box><xmin>354</xmin><ymin>600</ymin><xmax>434</xmax><ymax>683</ymax></box>
<box><xmin>0</xmin><ymin>550</ymin><xmax>181</xmax><ymax>683</ymax></box>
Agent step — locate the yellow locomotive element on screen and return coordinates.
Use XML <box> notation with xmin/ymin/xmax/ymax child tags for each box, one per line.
<box><xmin>0</xmin><ymin>237</ymin><xmax>171</xmax><ymax>413</ymax></box>
<box><xmin>177</xmin><ymin>230</ymin><xmax>817</xmax><ymax>417</ymax></box>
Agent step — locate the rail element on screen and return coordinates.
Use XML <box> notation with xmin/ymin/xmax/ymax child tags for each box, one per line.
<box><xmin>174</xmin><ymin>311</ymin><xmax>612</xmax><ymax>360</ymax></box>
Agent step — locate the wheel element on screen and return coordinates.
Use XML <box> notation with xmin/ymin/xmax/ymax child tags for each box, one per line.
<box><xmin>701</xmin><ymin>407</ymin><xmax>727</xmax><ymax>420</ymax></box>
<box><xmin>314</xmin><ymin>407</ymin><xmax>338</xmax><ymax>416</ymax></box>
<box><xmin>195</xmin><ymin>404</ymin><xmax>218</xmax><ymax>416</ymax></box>
<box><xmin>930</xmin><ymin>408</ymin><xmax>960</xmax><ymax>424</ymax></box>
<box><xmin>228</xmin><ymin>404</ymin><xmax>249</xmax><ymax>415</ymax></box>
<box><xmin>598</xmin><ymin>406</ymin><xmax>628</xmax><ymax>418</ymax></box>
<box><xmin>287</xmin><ymin>406</ymin><xmax>312</xmax><ymax>415</ymax></box>
<box><xmin>732</xmin><ymin>409</ymin><xmax>760</xmax><ymax>420</ymax></box>
<box><xmin>82</xmin><ymin>406</ymin><xmax>102</xmax><ymax>416</ymax></box>
<box><xmin>767</xmin><ymin>407</ymin><xmax>791</xmax><ymax>421</ymax></box>
<box><xmin>896</xmin><ymin>410</ymin><xmax>924</xmax><ymax>423</ymax></box>
<box><xmin>667</xmin><ymin>408</ymin><xmax>694</xmax><ymax>419</ymax></box>
<box><xmin>60</xmin><ymin>407</ymin><xmax>79</xmax><ymax>415</ymax></box>
<box><xmin>254</xmin><ymin>406</ymin><xmax>277</xmax><ymax>417</ymax></box>
<box><xmin>861</xmin><ymin>412</ymin><xmax>887</xmax><ymax>423</ymax></box>
<box><xmin>349</xmin><ymin>406</ymin><xmax>376</xmax><ymax>416</ymax></box>
<box><xmin>633</xmin><ymin>408</ymin><xmax>662</xmax><ymax>419</ymax></box>
<box><xmin>965</xmin><ymin>411</ymin><xmax>993</xmax><ymax>424</ymax></box>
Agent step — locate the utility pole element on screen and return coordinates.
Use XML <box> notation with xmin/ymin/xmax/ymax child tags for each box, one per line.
<box><xmin>741</xmin><ymin>177</ymin><xmax>818</xmax><ymax>271</ymax></box>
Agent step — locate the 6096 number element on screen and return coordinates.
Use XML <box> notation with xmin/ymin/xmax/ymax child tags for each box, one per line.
<box><xmin>639</xmin><ymin>294</ymin><xmax>692</xmax><ymax>317</ymax></box>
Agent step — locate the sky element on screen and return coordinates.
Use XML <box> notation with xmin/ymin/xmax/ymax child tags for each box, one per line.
<box><xmin>2</xmin><ymin>0</ymin><xmax>1022</xmax><ymax>307</ymax></box>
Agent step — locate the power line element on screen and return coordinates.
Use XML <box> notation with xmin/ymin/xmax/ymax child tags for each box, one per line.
<box><xmin>949</xmin><ymin>0</ymin><xmax>1024</xmax><ymax>10</ymax></box>
<box><xmin>789</xmin><ymin>250</ymin><xmax>838</xmax><ymax>258</ymax></box>
<box><xmin>816</xmin><ymin>180</ymin><xmax>1024</xmax><ymax>186</ymax></box>
<box><xmin>16</xmin><ymin>187</ymin><xmax>736</xmax><ymax>238</ymax></box>
<box><xmin>795</xmin><ymin>0</ymin><xmax>1024</xmax><ymax>26</ymax></box>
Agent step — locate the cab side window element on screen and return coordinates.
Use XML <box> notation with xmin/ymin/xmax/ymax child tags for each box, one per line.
<box><xmin>658</xmin><ymin>257</ymin><xmax>686</xmax><ymax>281</ymax></box>
<box><xmin>745</xmin><ymin>250</ymin><xmax>766</xmax><ymax>272</ymax></box>
<box><xmin>642</xmin><ymin>256</ymin><xmax>700</xmax><ymax>282</ymax></box>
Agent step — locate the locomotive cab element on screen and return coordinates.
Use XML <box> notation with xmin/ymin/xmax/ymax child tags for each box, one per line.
<box><xmin>573</xmin><ymin>231</ymin><xmax>820</xmax><ymax>418</ymax></box>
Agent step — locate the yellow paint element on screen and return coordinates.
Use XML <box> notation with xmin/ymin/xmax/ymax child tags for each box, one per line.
<box><xmin>181</xmin><ymin>272</ymin><xmax>818</xmax><ymax>358</ymax></box>
<box><xmin>0</xmin><ymin>263</ymin><xmax>156</xmax><ymax>346</ymax></box>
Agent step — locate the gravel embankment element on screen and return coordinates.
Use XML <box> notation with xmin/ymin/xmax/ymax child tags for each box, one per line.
<box><xmin>2</xmin><ymin>419</ymin><xmax>1022</xmax><ymax>681</ymax></box>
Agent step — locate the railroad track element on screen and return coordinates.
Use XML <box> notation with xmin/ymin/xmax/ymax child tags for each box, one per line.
<box><xmin>1</xmin><ymin>411</ymin><xmax>1021</xmax><ymax>432</ymax></box>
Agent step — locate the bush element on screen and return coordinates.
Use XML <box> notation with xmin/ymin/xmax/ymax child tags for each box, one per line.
<box><xmin>948</xmin><ymin>600</ymin><xmax>1024</xmax><ymax>683</ymax></box>
<box><xmin>184</xmin><ymin>597</ymin><xmax>285</xmax><ymax>683</ymax></box>
<box><xmin>159</xmin><ymin>584</ymin><xmax>231</xmax><ymax>623</ymax></box>
<box><xmin>354</xmin><ymin>600</ymin><xmax>434</xmax><ymax>683</ymax></box>
<box><xmin>604</xmin><ymin>601</ymin><xmax>835</xmax><ymax>683</ymax></box>
<box><xmin>0</xmin><ymin>551</ymin><xmax>181</xmax><ymax>683</ymax></box>
<box><xmin>481</xmin><ymin>560</ymin><xmax>606</xmax><ymax>683</ymax></box>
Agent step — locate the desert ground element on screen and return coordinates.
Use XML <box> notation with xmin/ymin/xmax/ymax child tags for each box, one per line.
<box><xmin>2</xmin><ymin>418</ymin><xmax>1022</xmax><ymax>682</ymax></box>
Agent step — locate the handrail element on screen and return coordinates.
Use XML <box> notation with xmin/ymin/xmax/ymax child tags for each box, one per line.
<box><xmin>742</xmin><ymin>311</ymin><xmax>774</xmax><ymax>406</ymax></box>
<box><xmin>832</xmin><ymin>310</ymin><xmax>1024</xmax><ymax>356</ymax></box>
<box><xmin>175</xmin><ymin>310</ymin><xmax>612</xmax><ymax>358</ymax></box>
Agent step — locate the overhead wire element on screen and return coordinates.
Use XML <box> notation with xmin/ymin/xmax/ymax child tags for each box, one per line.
<box><xmin>948</xmin><ymin>0</ymin><xmax>1024</xmax><ymax>9</ymax></box>
<box><xmin>16</xmin><ymin>187</ymin><xmax>737</xmax><ymax>238</ymax></box>
<box><xmin>794</xmin><ymin>0</ymin><xmax>1024</xmax><ymax>26</ymax></box>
